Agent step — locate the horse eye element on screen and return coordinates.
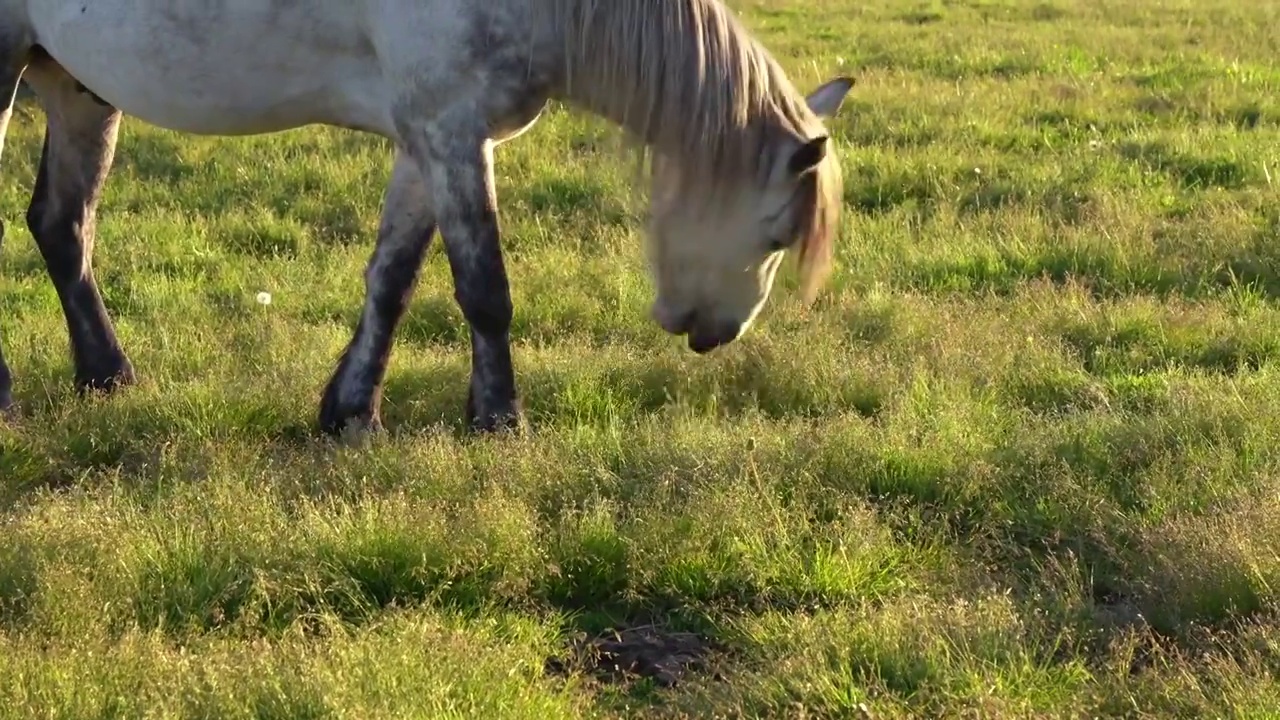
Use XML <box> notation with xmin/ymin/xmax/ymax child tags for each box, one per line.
<box><xmin>768</xmin><ymin>237</ymin><xmax>791</xmax><ymax>252</ymax></box>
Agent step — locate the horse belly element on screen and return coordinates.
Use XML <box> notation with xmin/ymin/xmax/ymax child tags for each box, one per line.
<box><xmin>72</xmin><ymin>60</ymin><xmax>390</xmax><ymax>137</ymax></box>
<box><xmin>29</xmin><ymin>2</ymin><xmax>393</xmax><ymax>136</ymax></box>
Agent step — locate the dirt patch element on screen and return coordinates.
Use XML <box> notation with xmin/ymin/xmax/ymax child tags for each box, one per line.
<box><xmin>546</xmin><ymin>623</ymin><xmax>725</xmax><ymax>688</ymax></box>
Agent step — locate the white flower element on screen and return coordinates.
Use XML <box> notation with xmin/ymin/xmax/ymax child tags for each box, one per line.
<box><xmin>256</xmin><ymin>291</ymin><xmax>272</xmax><ymax>306</ymax></box>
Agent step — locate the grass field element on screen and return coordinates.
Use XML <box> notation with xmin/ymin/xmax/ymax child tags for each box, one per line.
<box><xmin>3</xmin><ymin>0</ymin><xmax>1280</xmax><ymax>717</ymax></box>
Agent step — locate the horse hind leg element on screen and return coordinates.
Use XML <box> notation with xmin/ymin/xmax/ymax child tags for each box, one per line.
<box><xmin>0</xmin><ymin>58</ymin><xmax>27</xmax><ymax>412</ymax></box>
<box><xmin>0</xmin><ymin>85</ymin><xmax>15</xmax><ymax>412</ymax></box>
<box><xmin>21</xmin><ymin>58</ymin><xmax>133</xmax><ymax>396</ymax></box>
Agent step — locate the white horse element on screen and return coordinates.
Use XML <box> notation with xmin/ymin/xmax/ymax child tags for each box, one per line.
<box><xmin>0</xmin><ymin>0</ymin><xmax>853</xmax><ymax>434</ymax></box>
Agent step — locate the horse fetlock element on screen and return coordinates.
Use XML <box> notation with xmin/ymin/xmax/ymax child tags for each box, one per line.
<box><xmin>73</xmin><ymin>353</ymin><xmax>135</xmax><ymax>395</ymax></box>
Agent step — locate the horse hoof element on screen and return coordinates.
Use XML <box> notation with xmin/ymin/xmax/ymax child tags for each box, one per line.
<box><xmin>75</xmin><ymin>357</ymin><xmax>136</xmax><ymax>396</ymax></box>
<box><xmin>319</xmin><ymin>384</ymin><xmax>384</xmax><ymax>437</ymax></box>
<box><xmin>333</xmin><ymin>416</ymin><xmax>383</xmax><ymax>446</ymax></box>
<box><xmin>470</xmin><ymin>413</ymin><xmax>524</xmax><ymax>435</ymax></box>
<box><xmin>319</xmin><ymin>403</ymin><xmax>383</xmax><ymax>438</ymax></box>
<box><xmin>465</xmin><ymin>389</ymin><xmax>524</xmax><ymax>435</ymax></box>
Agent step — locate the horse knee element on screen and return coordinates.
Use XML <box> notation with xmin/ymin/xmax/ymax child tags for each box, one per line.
<box><xmin>24</xmin><ymin>138</ymin><xmax>48</xmax><ymax>235</ymax></box>
<box><xmin>27</xmin><ymin>208</ymin><xmax>89</xmax><ymax>287</ymax></box>
<box><xmin>450</xmin><ymin>250</ymin><xmax>513</xmax><ymax>335</ymax></box>
<box><xmin>455</xmin><ymin>285</ymin><xmax>512</xmax><ymax>336</ymax></box>
<box><xmin>23</xmin><ymin>195</ymin><xmax>43</xmax><ymax>239</ymax></box>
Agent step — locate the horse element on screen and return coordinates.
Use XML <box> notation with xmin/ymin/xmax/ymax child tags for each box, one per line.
<box><xmin>0</xmin><ymin>0</ymin><xmax>853</xmax><ymax>435</ymax></box>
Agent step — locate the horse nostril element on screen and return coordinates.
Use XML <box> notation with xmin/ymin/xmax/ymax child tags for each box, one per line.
<box><xmin>687</xmin><ymin>319</ymin><xmax>741</xmax><ymax>354</ymax></box>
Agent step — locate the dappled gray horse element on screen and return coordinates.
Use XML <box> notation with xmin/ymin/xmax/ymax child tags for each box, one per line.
<box><xmin>0</xmin><ymin>0</ymin><xmax>853</xmax><ymax>434</ymax></box>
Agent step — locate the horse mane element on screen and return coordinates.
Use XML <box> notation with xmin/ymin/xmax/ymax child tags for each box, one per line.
<box><xmin>551</xmin><ymin>0</ymin><xmax>841</xmax><ymax>302</ymax></box>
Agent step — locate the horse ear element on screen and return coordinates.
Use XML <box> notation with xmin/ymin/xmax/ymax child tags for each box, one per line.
<box><xmin>788</xmin><ymin>135</ymin><xmax>828</xmax><ymax>175</ymax></box>
<box><xmin>806</xmin><ymin>76</ymin><xmax>854</xmax><ymax>118</ymax></box>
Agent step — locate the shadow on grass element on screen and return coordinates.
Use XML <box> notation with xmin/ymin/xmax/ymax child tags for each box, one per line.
<box><xmin>0</xmin><ymin>538</ymin><xmax>36</xmax><ymax>630</ymax></box>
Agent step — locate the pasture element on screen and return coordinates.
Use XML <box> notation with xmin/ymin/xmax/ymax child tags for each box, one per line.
<box><xmin>2</xmin><ymin>0</ymin><xmax>1280</xmax><ymax>716</ymax></box>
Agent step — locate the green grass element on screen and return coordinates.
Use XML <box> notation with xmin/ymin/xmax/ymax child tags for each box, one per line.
<box><xmin>3</xmin><ymin>0</ymin><xmax>1280</xmax><ymax>716</ymax></box>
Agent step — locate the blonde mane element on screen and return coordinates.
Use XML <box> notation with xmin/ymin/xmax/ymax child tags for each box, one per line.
<box><xmin>552</xmin><ymin>0</ymin><xmax>842</xmax><ymax>301</ymax></box>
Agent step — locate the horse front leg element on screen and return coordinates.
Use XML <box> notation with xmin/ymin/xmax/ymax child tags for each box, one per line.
<box><xmin>402</xmin><ymin>123</ymin><xmax>522</xmax><ymax>434</ymax></box>
<box><xmin>319</xmin><ymin>152</ymin><xmax>437</xmax><ymax>435</ymax></box>
<box><xmin>22</xmin><ymin>61</ymin><xmax>133</xmax><ymax>396</ymax></box>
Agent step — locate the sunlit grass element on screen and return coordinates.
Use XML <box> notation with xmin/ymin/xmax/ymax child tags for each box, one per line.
<box><xmin>2</xmin><ymin>0</ymin><xmax>1280</xmax><ymax>716</ymax></box>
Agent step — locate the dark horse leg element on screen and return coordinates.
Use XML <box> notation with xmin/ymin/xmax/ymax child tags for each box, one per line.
<box><xmin>320</xmin><ymin>152</ymin><xmax>438</xmax><ymax>434</ymax></box>
<box><xmin>405</xmin><ymin>130</ymin><xmax>522</xmax><ymax>434</ymax></box>
<box><xmin>21</xmin><ymin>55</ymin><xmax>133</xmax><ymax>396</ymax></box>
<box><xmin>0</xmin><ymin>215</ymin><xmax>11</xmax><ymax>410</ymax></box>
<box><xmin>321</xmin><ymin>122</ymin><xmax>525</xmax><ymax>436</ymax></box>
<box><xmin>331</xmin><ymin>100</ymin><xmax>524</xmax><ymax>435</ymax></box>
<box><xmin>0</xmin><ymin>65</ymin><xmax>24</xmax><ymax>413</ymax></box>
<box><xmin>0</xmin><ymin>326</ymin><xmax>10</xmax><ymax>412</ymax></box>
<box><xmin>0</xmin><ymin>204</ymin><xmax>10</xmax><ymax>413</ymax></box>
